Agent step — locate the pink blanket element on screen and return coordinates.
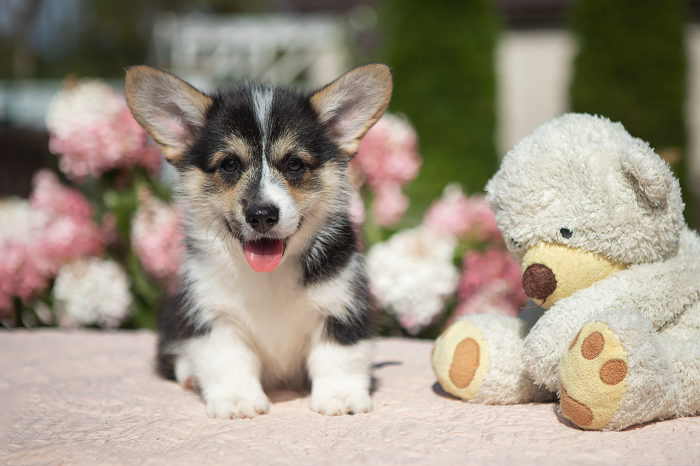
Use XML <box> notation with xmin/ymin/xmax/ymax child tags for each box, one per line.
<box><xmin>2</xmin><ymin>330</ymin><xmax>699</xmax><ymax>465</ymax></box>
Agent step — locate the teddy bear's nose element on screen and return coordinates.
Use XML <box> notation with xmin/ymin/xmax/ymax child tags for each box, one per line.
<box><xmin>522</xmin><ymin>263</ymin><xmax>557</xmax><ymax>301</ymax></box>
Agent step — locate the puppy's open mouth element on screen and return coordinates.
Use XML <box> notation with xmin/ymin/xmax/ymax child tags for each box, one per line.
<box><xmin>243</xmin><ymin>238</ymin><xmax>285</xmax><ymax>272</ymax></box>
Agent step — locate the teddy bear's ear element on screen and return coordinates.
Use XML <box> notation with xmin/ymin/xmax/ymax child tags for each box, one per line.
<box><xmin>620</xmin><ymin>149</ymin><xmax>673</xmax><ymax>210</ymax></box>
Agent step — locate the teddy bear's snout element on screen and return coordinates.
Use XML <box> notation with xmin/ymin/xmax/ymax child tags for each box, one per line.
<box><xmin>522</xmin><ymin>263</ymin><xmax>557</xmax><ymax>301</ymax></box>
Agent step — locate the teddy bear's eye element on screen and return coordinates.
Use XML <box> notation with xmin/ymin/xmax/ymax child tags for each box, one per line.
<box><xmin>510</xmin><ymin>237</ymin><xmax>522</xmax><ymax>248</ymax></box>
<box><xmin>560</xmin><ymin>228</ymin><xmax>573</xmax><ymax>239</ymax></box>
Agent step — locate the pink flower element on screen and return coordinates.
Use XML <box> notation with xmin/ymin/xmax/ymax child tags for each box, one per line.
<box><xmin>46</xmin><ymin>79</ymin><xmax>161</xmax><ymax>180</ymax></box>
<box><xmin>30</xmin><ymin>170</ymin><xmax>92</xmax><ymax>219</ymax></box>
<box><xmin>372</xmin><ymin>183</ymin><xmax>409</xmax><ymax>227</ymax></box>
<box><xmin>100</xmin><ymin>212</ymin><xmax>118</xmax><ymax>245</ymax></box>
<box><xmin>30</xmin><ymin>171</ymin><xmax>105</xmax><ymax>266</ymax></box>
<box><xmin>0</xmin><ymin>171</ymin><xmax>105</xmax><ymax>313</ymax></box>
<box><xmin>131</xmin><ymin>189</ymin><xmax>185</xmax><ymax>291</ymax></box>
<box><xmin>449</xmin><ymin>249</ymin><xmax>527</xmax><ymax>324</ymax></box>
<box><xmin>0</xmin><ymin>242</ymin><xmax>47</xmax><ymax>312</ymax></box>
<box><xmin>348</xmin><ymin>187</ymin><xmax>366</xmax><ymax>229</ymax></box>
<box><xmin>355</xmin><ymin>113</ymin><xmax>422</xmax><ymax>188</ymax></box>
<box><xmin>423</xmin><ymin>184</ymin><xmax>502</xmax><ymax>242</ymax></box>
<box><xmin>353</xmin><ymin>113</ymin><xmax>422</xmax><ymax>226</ymax></box>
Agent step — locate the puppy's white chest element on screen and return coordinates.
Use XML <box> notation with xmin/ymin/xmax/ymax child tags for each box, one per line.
<box><xmin>189</xmin><ymin>254</ymin><xmax>323</xmax><ymax>384</ymax></box>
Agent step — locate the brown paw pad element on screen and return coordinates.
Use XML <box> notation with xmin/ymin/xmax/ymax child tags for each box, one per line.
<box><xmin>431</xmin><ymin>320</ymin><xmax>489</xmax><ymax>400</ymax></box>
<box><xmin>449</xmin><ymin>338</ymin><xmax>480</xmax><ymax>388</ymax></box>
<box><xmin>560</xmin><ymin>385</ymin><xmax>593</xmax><ymax>427</ymax></box>
<box><xmin>559</xmin><ymin>321</ymin><xmax>628</xmax><ymax>430</ymax></box>
<box><xmin>599</xmin><ymin>358</ymin><xmax>627</xmax><ymax>386</ymax></box>
<box><xmin>581</xmin><ymin>331</ymin><xmax>604</xmax><ymax>359</ymax></box>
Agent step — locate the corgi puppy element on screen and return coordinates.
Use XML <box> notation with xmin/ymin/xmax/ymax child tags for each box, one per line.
<box><xmin>124</xmin><ymin>64</ymin><xmax>392</xmax><ymax>418</ymax></box>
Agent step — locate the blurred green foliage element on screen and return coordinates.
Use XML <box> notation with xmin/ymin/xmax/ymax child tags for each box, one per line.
<box><xmin>569</xmin><ymin>0</ymin><xmax>695</xmax><ymax>225</ymax></box>
<box><xmin>379</xmin><ymin>0</ymin><xmax>500</xmax><ymax>222</ymax></box>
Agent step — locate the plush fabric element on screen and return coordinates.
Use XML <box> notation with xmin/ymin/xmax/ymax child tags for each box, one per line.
<box><xmin>485</xmin><ymin>113</ymin><xmax>686</xmax><ymax>266</ymax></box>
<box><xmin>2</xmin><ymin>330</ymin><xmax>699</xmax><ymax>465</ymax></box>
<box><xmin>431</xmin><ymin>113</ymin><xmax>700</xmax><ymax>431</ymax></box>
<box><xmin>432</xmin><ymin>314</ymin><xmax>552</xmax><ymax>404</ymax></box>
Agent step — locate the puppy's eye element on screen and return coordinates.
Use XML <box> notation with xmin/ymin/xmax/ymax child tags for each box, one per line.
<box><xmin>287</xmin><ymin>156</ymin><xmax>304</xmax><ymax>173</ymax></box>
<box><xmin>560</xmin><ymin>228</ymin><xmax>573</xmax><ymax>239</ymax></box>
<box><xmin>220</xmin><ymin>157</ymin><xmax>238</xmax><ymax>173</ymax></box>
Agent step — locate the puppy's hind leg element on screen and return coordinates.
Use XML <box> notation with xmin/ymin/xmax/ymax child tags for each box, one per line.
<box><xmin>156</xmin><ymin>289</ymin><xmax>209</xmax><ymax>389</ymax></box>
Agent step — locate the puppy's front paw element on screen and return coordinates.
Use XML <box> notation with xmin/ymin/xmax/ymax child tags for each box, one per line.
<box><xmin>310</xmin><ymin>383</ymin><xmax>372</xmax><ymax>416</ymax></box>
<box><xmin>205</xmin><ymin>388</ymin><xmax>270</xmax><ymax>419</ymax></box>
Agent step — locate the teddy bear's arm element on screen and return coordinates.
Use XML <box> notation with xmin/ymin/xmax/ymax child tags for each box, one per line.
<box><xmin>523</xmin><ymin>229</ymin><xmax>700</xmax><ymax>391</ymax></box>
<box><xmin>558</xmin><ymin>305</ymin><xmax>700</xmax><ymax>430</ymax></box>
<box><xmin>522</xmin><ymin>285</ymin><xmax>625</xmax><ymax>391</ymax></box>
<box><xmin>595</xmin><ymin>251</ymin><xmax>700</xmax><ymax>329</ymax></box>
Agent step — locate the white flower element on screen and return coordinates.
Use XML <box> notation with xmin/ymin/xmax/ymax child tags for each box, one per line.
<box><xmin>53</xmin><ymin>258</ymin><xmax>132</xmax><ymax>328</ymax></box>
<box><xmin>367</xmin><ymin>226</ymin><xmax>459</xmax><ymax>334</ymax></box>
<box><xmin>0</xmin><ymin>198</ymin><xmax>37</xmax><ymax>244</ymax></box>
<box><xmin>45</xmin><ymin>79</ymin><xmax>161</xmax><ymax>179</ymax></box>
<box><xmin>45</xmin><ymin>80</ymin><xmax>125</xmax><ymax>136</ymax></box>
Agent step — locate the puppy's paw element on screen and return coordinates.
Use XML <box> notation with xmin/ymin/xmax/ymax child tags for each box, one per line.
<box><xmin>205</xmin><ymin>388</ymin><xmax>270</xmax><ymax>419</ymax></box>
<box><xmin>310</xmin><ymin>384</ymin><xmax>372</xmax><ymax>416</ymax></box>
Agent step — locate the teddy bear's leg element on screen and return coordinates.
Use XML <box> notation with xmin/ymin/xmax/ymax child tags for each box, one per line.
<box><xmin>432</xmin><ymin>314</ymin><xmax>553</xmax><ymax>404</ymax></box>
<box><xmin>558</xmin><ymin>307</ymin><xmax>700</xmax><ymax>430</ymax></box>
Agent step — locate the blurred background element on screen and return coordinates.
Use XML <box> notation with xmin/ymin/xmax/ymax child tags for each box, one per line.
<box><xmin>1</xmin><ymin>0</ymin><xmax>698</xmax><ymax>336</ymax></box>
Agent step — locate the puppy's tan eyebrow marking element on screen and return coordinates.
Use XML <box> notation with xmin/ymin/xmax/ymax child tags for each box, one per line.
<box><xmin>214</xmin><ymin>137</ymin><xmax>253</xmax><ymax>167</ymax></box>
<box><xmin>267</xmin><ymin>133</ymin><xmax>314</xmax><ymax>167</ymax></box>
<box><xmin>267</xmin><ymin>132</ymin><xmax>296</xmax><ymax>159</ymax></box>
<box><xmin>284</xmin><ymin>150</ymin><xmax>314</xmax><ymax>166</ymax></box>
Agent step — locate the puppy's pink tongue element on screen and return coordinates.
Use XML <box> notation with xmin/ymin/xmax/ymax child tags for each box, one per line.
<box><xmin>244</xmin><ymin>239</ymin><xmax>285</xmax><ymax>272</ymax></box>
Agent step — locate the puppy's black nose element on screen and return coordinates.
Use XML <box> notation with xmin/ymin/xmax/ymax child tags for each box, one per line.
<box><xmin>522</xmin><ymin>263</ymin><xmax>557</xmax><ymax>301</ymax></box>
<box><xmin>245</xmin><ymin>204</ymin><xmax>279</xmax><ymax>233</ymax></box>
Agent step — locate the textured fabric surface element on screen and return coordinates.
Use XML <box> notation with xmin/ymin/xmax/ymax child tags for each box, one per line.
<box><xmin>2</xmin><ymin>330</ymin><xmax>699</xmax><ymax>465</ymax></box>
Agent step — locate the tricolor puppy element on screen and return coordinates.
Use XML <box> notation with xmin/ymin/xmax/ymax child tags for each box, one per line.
<box><xmin>125</xmin><ymin>64</ymin><xmax>392</xmax><ymax>418</ymax></box>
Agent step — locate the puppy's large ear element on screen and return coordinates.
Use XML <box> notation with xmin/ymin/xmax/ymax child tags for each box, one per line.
<box><xmin>125</xmin><ymin>66</ymin><xmax>212</xmax><ymax>165</ymax></box>
<box><xmin>310</xmin><ymin>64</ymin><xmax>392</xmax><ymax>155</ymax></box>
<box><xmin>620</xmin><ymin>147</ymin><xmax>674</xmax><ymax>210</ymax></box>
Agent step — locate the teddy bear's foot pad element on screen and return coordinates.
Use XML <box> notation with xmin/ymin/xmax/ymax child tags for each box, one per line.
<box><xmin>559</xmin><ymin>321</ymin><xmax>628</xmax><ymax>430</ymax></box>
<box><xmin>431</xmin><ymin>320</ymin><xmax>489</xmax><ymax>399</ymax></box>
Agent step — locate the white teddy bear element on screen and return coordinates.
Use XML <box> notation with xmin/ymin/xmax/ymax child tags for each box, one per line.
<box><xmin>431</xmin><ymin>113</ymin><xmax>700</xmax><ymax>430</ymax></box>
